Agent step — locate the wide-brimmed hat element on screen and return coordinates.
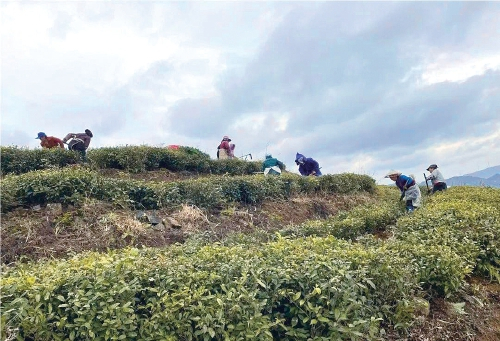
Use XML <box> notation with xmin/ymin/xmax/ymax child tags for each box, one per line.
<box><xmin>35</xmin><ymin>132</ymin><xmax>46</xmax><ymax>139</ymax></box>
<box><xmin>426</xmin><ymin>164</ymin><xmax>438</xmax><ymax>171</ymax></box>
<box><xmin>222</xmin><ymin>135</ymin><xmax>231</xmax><ymax>142</ymax></box>
<box><xmin>385</xmin><ymin>170</ymin><xmax>402</xmax><ymax>178</ymax></box>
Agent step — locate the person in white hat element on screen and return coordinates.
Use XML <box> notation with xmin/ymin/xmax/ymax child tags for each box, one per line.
<box><xmin>385</xmin><ymin>170</ymin><xmax>421</xmax><ymax>212</ymax></box>
<box><xmin>425</xmin><ymin>164</ymin><xmax>447</xmax><ymax>193</ymax></box>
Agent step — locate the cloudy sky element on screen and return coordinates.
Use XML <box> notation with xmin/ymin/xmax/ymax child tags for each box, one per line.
<box><xmin>2</xmin><ymin>1</ymin><xmax>499</xmax><ymax>184</ymax></box>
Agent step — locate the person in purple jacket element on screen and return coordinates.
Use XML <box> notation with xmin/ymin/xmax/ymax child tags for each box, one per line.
<box><xmin>385</xmin><ymin>170</ymin><xmax>421</xmax><ymax>212</ymax></box>
<box><xmin>295</xmin><ymin>152</ymin><xmax>322</xmax><ymax>176</ymax></box>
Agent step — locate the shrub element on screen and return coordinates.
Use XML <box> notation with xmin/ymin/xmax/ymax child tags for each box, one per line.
<box><xmin>1</xmin><ymin>169</ymin><xmax>376</xmax><ymax>213</ymax></box>
<box><xmin>0</xmin><ymin>146</ymin><xmax>80</xmax><ymax>175</ymax></box>
<box><xmin>1</xmin><ymin>145</ymin><xmax>265</xmax><ymax>175</ymax></box>
<box><xmin>393</xmin><ymin>187</ymin><xmax>500</xmax><ymax>283</ymax></box>
<box><xmin>1</xmin><ymin>237</ymin><xmax>425</xmax><ymax>341</ymax></box>
<box><xmin>281</xmin><ymin>201</ymin><xmax>401</xmax><ymax>239</ymax></box>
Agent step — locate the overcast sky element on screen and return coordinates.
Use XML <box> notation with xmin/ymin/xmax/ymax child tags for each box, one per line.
<box><xmin>2</xmin><ymin>2</ymin><xmax>499</xmax><ymax>184</ymax></box>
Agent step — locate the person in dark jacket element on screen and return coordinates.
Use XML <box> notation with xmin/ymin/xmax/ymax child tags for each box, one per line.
<box><xmin>295</xmin><ymin>152</ymin><xmax>321</xmax><ymax>176</ymax></box>
<box><xmin>262</xmin><ymin>154</ymin><xmax>284</xmax><ymax>175</ymax></box>
<box><xmin>62</xmin><ymin>129</ymin><xmax>93</xmax><ymax>161</ymax></box>
<box><xmin>385</xmin><ymin>170</ymin><xmax>421</xmax><ymax>212</ymax></box>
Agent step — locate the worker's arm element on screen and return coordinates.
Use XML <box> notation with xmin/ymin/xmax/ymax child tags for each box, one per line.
<box><xmin>62</xmin><ymin>133</ymin><xmax>75</xmax><ymax>143</ymax></box>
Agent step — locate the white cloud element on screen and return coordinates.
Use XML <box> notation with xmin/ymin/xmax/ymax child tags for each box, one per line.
<box><xmin>421</xmin><ymin>53</ymin><xmax>500</xmax><ymax>85</ymax></box>
<box><xmin>2</xmin><ymin>1</ymin><xmax>500</xmax><ymax>183</ymax></box>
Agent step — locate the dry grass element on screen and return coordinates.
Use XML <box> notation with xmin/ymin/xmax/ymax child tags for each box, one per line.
<box><xmin>386</xmin><ymin>279</ymin><xmax>500</xmax><ymax>341</ymax></box>
<box><xmin>171</xmin><ymin>204</ymin><xmax>211</xmax><ymax>233</ymax></box>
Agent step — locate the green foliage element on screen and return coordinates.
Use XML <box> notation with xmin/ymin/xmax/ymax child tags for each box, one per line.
<box><xmin>2</xmin><ymin>151</ymin><xmax>498</xmax><ymax>341</ymax></box>
<box><xmin>281</xmin><ymin>201</ymin><xmax>401</xmax><ymax>239</ymax></box>
<box><xmin>88</xmin><ymin>145</ymin><xmax>213</xmax><ymax>173</ymax></box>
<box><xmin>1</xmin><ymin>237</ymin><xmax>425</xmax><ymax>341</ymax></box>
<box><xmin>0</xmin><ymin>146</ymin><xmax>81</xmax><ymax>175</ymax></box>
<box><xmin>393</xmin><ymin>186</ymin><xmax>500</xmax><ymax>285</ymax></box>
<box><xmin>0</xmin><ymin>169</ymin><xmax>376</xmax><ymax>212</ymax></box>
<box><xmin>2</xmin><ymin>186</ymin><xmax>498</xmax><ymax>340</ymax></box>
<box><xmin>1</xmin><ymin>145</ymin><xmax>265</xmax><ymax>175</ymax></box>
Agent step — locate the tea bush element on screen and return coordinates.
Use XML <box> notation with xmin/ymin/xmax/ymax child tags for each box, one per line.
<box><xmin>3</xmin><ymin>236</ymin><xmax>449</xmax><ymax>341</ymax></box>
<box><xmin>3</xmin><ymin>187</ymin><xmax>493</xmax><ymax>340</ymax></box>
<box><xmin>281</xmin><ymin>201</ymin><xmax>401</xmax><ymax>239</ymax></box>
<box><xmin>0</xmin><ymin>169</ymin><xmax>376</xmax><ymax>212</ymax></box>
<box><xmin>0</xmin><ymin>146</ymin><xmax>81</xmax><ymax>175</ymax></box>
<box><xmin>89</xmin><ymin>146</ymin><xmax>213</xmax><ymax>173</ymax></box>
<box><xmin>393</xmin><ymin>186</ymin><xmax>500</xmax><ymax>283</ymax></box>
<box><xmin>1</xmin><ymin>146</ymin><xmax>264</xmax><ymax>175</ymax></box>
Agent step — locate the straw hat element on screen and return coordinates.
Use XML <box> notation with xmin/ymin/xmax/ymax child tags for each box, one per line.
<box><xmin>385</xmin><ymin>170</ymin><xmax>402</xmax><ymax>178</ymax></box>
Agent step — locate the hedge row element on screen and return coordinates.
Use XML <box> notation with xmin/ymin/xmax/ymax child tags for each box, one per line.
<box><xmin>280</xmin><ymin>200</ymin><xmax>401</xmax><ymax>240</ymax></box>
<box><xmin>279</xmin><ymin>186</ymin><xmax>500</xmax><ymax>294</ymax></box>
<box><xmin>1</xmin><ymin>234</ymin><xmax>465</xmax><ymax>341</ymax></box>
<box><xmin>392</xmin><ymin>186</ymin><xmax>500</xmax><ymax>284</ymax></box>
<box><xmin>0</xmin><ymin>146</ymin><xmax>265</xmax><ymax>175</ymax></box>
<box><xmin>0</xmin><ymin>147</ymin><xmax>81</xmax><ymax>175</ymax></box>
<box><xmin>0</xmin><ymin>168</ymin><xmax>376</xmax><ymax>212</ymax></box>
<box><xmin>2</xmin><ymin>188</ymin><xmax>496</xmax><ymax>340</ymax></box>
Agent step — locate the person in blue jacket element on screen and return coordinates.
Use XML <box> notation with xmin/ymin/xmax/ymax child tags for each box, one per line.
<box><xmin>295</xmin><ymin>152</ymin><xmax>322</xmax><ymax>176</ymax></box>
<box><xmin>385</xmin><ymin>170</ymin><xmax>421</xmax><ymax>212</ymax></box>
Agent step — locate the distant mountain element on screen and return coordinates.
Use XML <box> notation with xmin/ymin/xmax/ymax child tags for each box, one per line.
<box><xmin>446</xmin><ymin>175</ymin><xmax>498</xmax><ymax>187</ymax></box>
<box><xmin>487</xmin><ymin>173</ymin><xmax>500</xmax><ymax>187</ymax></box>
<box><xmin>464</xmin><ymin>165</ymin><xmax>500</xmax><ymax>179</ymax></box>
<box><xmin>420</xmin><ymin>165</ymin><xmax>500</xmax><ymax>188</ymax></box>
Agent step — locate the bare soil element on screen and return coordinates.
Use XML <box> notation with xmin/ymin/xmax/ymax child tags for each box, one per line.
<box><xmin>386</xmin><ymin>278</ymin><xmax>500</xmax><ymax>341</ymax></box>
<box><xmin>0</xmin><ymin>193</ymin><xmax>374</xmax><ymax>264</ymax></box>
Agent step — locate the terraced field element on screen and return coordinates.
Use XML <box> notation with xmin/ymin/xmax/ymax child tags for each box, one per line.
<box><xmin>1</xmin><ymin>146</ymin><xmax>499</xmax><ymax>341</ymax></box>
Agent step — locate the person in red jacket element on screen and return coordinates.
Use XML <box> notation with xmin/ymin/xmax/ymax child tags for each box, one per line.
<box><xmin>35</xmin><ymin>132</ymin><xmax>64</xmax><ymax>149</ymax></box>
<box><xmin>217</xmin><ymin>135</ymin><xmax>234</xmax><ymax>159</ymax></box>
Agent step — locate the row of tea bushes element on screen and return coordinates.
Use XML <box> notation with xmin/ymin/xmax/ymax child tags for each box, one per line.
<box><xmin>280</xmin><ymin>200</ymin><xmax>401</xmax><ymax>240</ymax></box>
<box><xmin>1</xmin><ymin>232</ymin><xmax>469</xmax><ymax>341</ymax></box>
<box><xmin>0</xmin><ymin>147</ymin><xmax>81</xmax><ymax>175</ymax></box>
<box><xmin>0</xmin><ymin>146</ymin><xmax>264</xmax><ymax>175</ymax></box>
<box><xmin>280</xmin><ymin>186</ymin><xmax>500</xmax><ymax>294</ymax></box>
<box><xmin>0</xmin><ymin>168</ymin><xmax>376</xmax><ymax>212</ymax></box>
<box><xmin>392</xmin><ymin>186</ymin><xmax>500</xmax><ymax>284</ymax></box>
<box><xmin>89</xmin><ymin>146</ymin><xmax>264</xmax><ymax>174</ymax></box>
<box><xmin>3</xmin><ymin>187</ymin><xmax>494</xmax><ymax>340</ymax></box>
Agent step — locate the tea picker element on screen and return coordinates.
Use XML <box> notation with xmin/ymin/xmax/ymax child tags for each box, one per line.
<box><xmin>62</xmin><ymin>129</ymin><xmax>93</xmax><ymax>161</ymax></box>
<box><xmin>385</xmin><ymin>170</ymin><xmax>422</xmax><ymax>213</ymax></box>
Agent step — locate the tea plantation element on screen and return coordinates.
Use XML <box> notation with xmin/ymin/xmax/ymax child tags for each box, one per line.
<box><xmin>1</xmin><ymin>146</ymin><xmax>499</xmax><ymax>340</ymax></box>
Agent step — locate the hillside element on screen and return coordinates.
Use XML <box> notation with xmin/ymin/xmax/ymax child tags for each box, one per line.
<box><xmin>1</xmin><ymin>146</ymin><xmax>499</xmax><ymax>341</ymax></box>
